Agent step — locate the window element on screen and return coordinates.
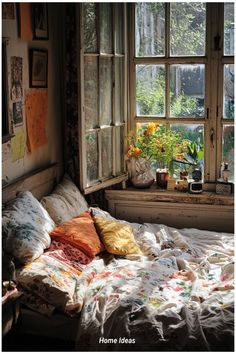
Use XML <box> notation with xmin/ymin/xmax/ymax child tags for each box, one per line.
<box><xmin>129</xmin><ymin>3</ymin><xmax>234</xmax><ymax>184</ymax></box>
<box><xmin>79</xmin><ymin>3</ymin><xmax>127</xmax><ymax>193</ymax></box>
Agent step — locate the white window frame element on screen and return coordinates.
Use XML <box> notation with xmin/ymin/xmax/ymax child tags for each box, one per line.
<box><xmin>128</xmin><ymin>2</ymin><xmax>234</xmax><ymax>187</ymax></box>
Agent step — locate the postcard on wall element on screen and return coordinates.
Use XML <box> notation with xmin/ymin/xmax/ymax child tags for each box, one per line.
<box><xmin>2</xmin><ymin>3</ymin><xmax>15</xmax><ymax>20</ymax></box>
<box><xmin>13</xmin><ymin>101</ymin><xmax>23</xmax><ymax>126</ymax></box>
<box><xmin>11</xmin><ymin>56</ymin><xmax>23</xmax><ymax>101</ymax></box>
<box><xmin>25</xmin><ymin>89</ymin><xmax>48</xmax><ymax>152</ymax></box>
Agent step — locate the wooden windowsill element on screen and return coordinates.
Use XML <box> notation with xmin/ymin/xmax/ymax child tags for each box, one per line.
<box><xmin>106</xmin><ymin>183</ymin><xmax>234</xmax><ymax>206</ymax></box>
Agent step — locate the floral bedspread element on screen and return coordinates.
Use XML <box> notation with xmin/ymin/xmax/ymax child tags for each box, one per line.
<box><xmin>75</xmin><ymin>223</ymin><xmax>234</xmax><ymax>351</ymax></box>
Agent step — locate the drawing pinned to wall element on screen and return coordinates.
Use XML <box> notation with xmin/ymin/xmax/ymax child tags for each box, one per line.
<box><xmin>11</xmin><ymin>129</ymin><xmax>26</xmax><ymax>162</ymax></box>
<box><xmin>18</xmin><ymin>3</ymin><xmax>33</xmax><ymax>40</ymax></box>
<box><xmin>11</xmin><ymin>56</ymin><xmax>23</xmax><ymax>101</ymax></box>
<box><xmin>13</xmin><ymin>101</ymin><xmax>23</xmax><ymax>125</ymax></box>
<box><xmin>25</xmin><ymin>89</ymin><xmax>48</xmax><ymax>152</ymax></box>
<box><xmin>2</xmin><ymin>3</ymin><xmax>15</xmax><ymax>20</ymax></box>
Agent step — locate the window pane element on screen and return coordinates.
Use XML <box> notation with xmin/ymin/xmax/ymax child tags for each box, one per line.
<box><xmin>114</xmin><ymin>57</ymin><xmax>124</xmax><ymax>124</ymax></box>
<box><xmin>224</xmin><ymin>3</ymin><xmax>234</xmax><ymax>56</ymax></box>
<box><xmin>100</xmin><ymin>58</ymin><xmax>112</xmax><ymax>126</ymax></box>
<box><xmin>171</xmin><ymin>124</ymin><xmax>204</xmax><ymax>179</ymax></box>
<box><xmin>114</xmin><ymin>3</ymin><xmax>124</xmax><ymax>54</ymax></box>
<box><xmin>86</xmin><ymin>132</ymin><xmax>99</xmax><ymax>185</ymax></box>
<box><xmin>100</xmin><ymin>4</ymin><xmax>112</xmax><ymax>54</ymax></box>
<box><xmin>136</xmin><ymin>65</ymin><xmax>165</xmax><ymax>116</ymax></box>
<box><xmin>170</xmin><ymin>64</ymin><xmax>205</xmax><ymax>118</ymax></box>
<box><xmin>115</xmin><ymin>126</ymin><xmax>124</xmax><ymax>174</ymax></box>
<box><xmin>135</xmin><ymin>2</ymin><xmax>165</xmax><ymax>57</ymax></box>
<box><xmin>222</xmin><ymin>125</ymin><xmax>234</xmax><ymax>182</ymax></box>
<box><xmin>170</xmin><ymin>3</ymin><xmax>206</xmax><ymax>56</ymax></box>
<box><xmin>224</xmin><ymin>64</ymin><xmax>234</xmax><ymax>119</ymax></box>
<box><xmin>84</xmin><ymin>57</ymin><xmax>98</xmax><ymax>130</ymax></box>
<box><xmin>83</xmin><ymin>3</ymin><xmax>97</xmax><ymax>53</ymax></box>
<box><xmin>101</xmin><ymin>128</ymin><xmax>113</xmax><ymax>178</ymax></box>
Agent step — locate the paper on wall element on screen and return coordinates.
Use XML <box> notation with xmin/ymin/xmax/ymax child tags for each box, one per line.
<box><xmin>11</xmin><ymin>129</ymin><xmax>26</xmax><ymax>162</ymax></box>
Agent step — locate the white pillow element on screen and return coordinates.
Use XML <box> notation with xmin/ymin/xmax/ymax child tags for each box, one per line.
<box><xmin>40</xmin><ymin>175</ymin><xmax>88</xmax><ymax>224</ymax></box>
<box><xmin>2</xmin><ymin>191</ymin><xmax>55</xmax><ymax>264</ymax></box>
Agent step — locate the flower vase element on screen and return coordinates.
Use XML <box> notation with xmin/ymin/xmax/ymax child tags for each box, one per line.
<box><xmin>131</xmin><ymin>158</ymin><xmax>155</xmax><ymax>189</ymax></box>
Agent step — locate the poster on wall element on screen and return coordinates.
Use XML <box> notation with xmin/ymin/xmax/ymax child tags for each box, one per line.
<box><xmin>2</xmin><ymin>3</ymin><xmax>15</xmax><ymax>20</ymax></box>
<box><xmin>11</xmin><ymin>56</ymin><xmax>23</xmax><ymax>101</ymax></box>
<box><xmin>25</xmin><ymin>89</ymin><xmax>48</xmax><ymax>152</ymax></box>
<box><xmin>13</xmin><ymin>101</ymin><xmax>23</xmax><ymax>125</ymax></box>
<box><xmin>18</xmin><ymin>3</ymin><xmax>33</xmax><ymax>40</ymax></box>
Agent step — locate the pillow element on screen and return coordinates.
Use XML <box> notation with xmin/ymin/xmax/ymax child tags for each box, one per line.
<box><xmin>50</xmin><ymin>211</ymin><xmax>105</xmax><ymax>258</ymax></box>
<box><xmin>41</xmin><ymin>174</ymin><xmax>88</xmax><ymax>224</ymax></box>
<box><xmin>93</xmin><ymin>217</ymin><xmax>143</xmax><ymax>256</ymax></box>
<box><xmin>16</xmin><ymin>253</ymin><xmax>84</xmax><ymax>314</ymax></box>
<box><xmin>2</xmin><ymin>191</ymin><xmax>55</xmax><ymax>264</ymax></box>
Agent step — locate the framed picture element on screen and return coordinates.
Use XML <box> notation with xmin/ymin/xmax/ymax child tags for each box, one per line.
<box><xmin>29</xmin><ymin>49</ymin><xmax>48</xmax><ymax>88</ymax></box>
<box><xmin>32</xmin><ymin>3</ymin><xmax>49</xmax><ymax>40</ymax></box>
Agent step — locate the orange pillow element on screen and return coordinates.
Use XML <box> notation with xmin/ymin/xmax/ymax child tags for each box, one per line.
<box><xmin>50</xmin><ymin>211</ymin><xmax>104</xmax><ymax>258</ymax></box>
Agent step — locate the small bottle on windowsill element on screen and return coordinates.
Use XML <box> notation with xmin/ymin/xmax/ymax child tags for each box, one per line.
<box><xmin>222</xmin><ymin>163</ymin><xmax>230</xmax><ymax>182</ymax></box>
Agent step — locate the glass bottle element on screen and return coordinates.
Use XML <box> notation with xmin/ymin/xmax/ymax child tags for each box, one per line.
<box><xmin>222</xmin><ymin>163</ymin><xmax>230</xmax><ymax>182</ymax></box>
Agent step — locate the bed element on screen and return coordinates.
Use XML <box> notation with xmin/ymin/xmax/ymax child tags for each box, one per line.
<box><xmin>2</xmin><ymin>165</ymin><xmax>234</xmax><ymax>351</ymax></box>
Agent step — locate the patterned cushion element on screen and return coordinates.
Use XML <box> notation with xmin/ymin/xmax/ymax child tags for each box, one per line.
<box><xmin>40</xmin><ymin>175</ymin><xmax>88</xmax><ymax>225</ymax></box>
<box><xmin>50</xmin><ymin>211</ymin><xmax>105</xmax><ymax>258</ymax></box>
<box><xmin>93</xmin><ymin>217</ymin><xmax>143</xmax><ymax>256</ymax></box>
<box><xmin>2</xmin><ymin>191</ymin><xmax>55</xmax><ymax>264</ymax></box>
<box><xmin>45</xmin><ymin>239</ymin><xmax>93</xmax><ymax>272</ymax></box>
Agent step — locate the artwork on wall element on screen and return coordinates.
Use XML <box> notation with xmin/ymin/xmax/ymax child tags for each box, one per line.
<box><xmin>32</xmin><ymin>3</ymin><xmax>49</xmax><ymax>40</ymax></box>
<box><xmin>25</xmin><ymin>89</ymin><xmax>48</xmax><ymax>152</ymax></box>
<box><xmin>11</xmin><ymin>129</ymin><xmax>26</xmax><ymax>162</ymax></box>
<box><xmin>13</xmin><ymin>102</ymin><xmax>23</xmax><ymax>126</ymax></box>
<box><xmin>29</xmin><ymin>49</ymin><xmax>48</xmax><ymax>88</ymax></box>
<box><xmin>18</xmin><ymin>3</ymin><xmax>33</xmax><ymax>41</ymax></box>
<box><xmin>10</xmin><ymin>56</ymin><xmax>23</xmax><ymax>101</ymax></box>
<box><xmin>2</xmin><ymin>3</ymin><xmax>15</xmax><ymax>20</ymax></box>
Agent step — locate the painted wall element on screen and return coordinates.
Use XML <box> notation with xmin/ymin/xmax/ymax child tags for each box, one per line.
<box><xmin>2</xmin><ymin>4</ymin><xmax>64</xmax><ymax>186</ymax></box>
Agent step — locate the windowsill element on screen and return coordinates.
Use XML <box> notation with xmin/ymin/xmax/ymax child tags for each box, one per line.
<box><xmin>106</xmin><ymin>182</ymin><xmax>234</xmax><ymax>206</ymax></box>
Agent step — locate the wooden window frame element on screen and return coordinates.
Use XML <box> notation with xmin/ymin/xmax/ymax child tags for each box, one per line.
<box><xmin>128</xmin><ymin>3</ymin><xmax>234</xmax><ymax>187</ymax></box>
<box><xmin>78</xmin><ymin>4</ymin><xmax>128</xmax><ymax>194</ymax></box>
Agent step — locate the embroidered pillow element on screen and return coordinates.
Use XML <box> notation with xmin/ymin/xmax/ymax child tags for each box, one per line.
<box><xmin>50</xmin><ymin>211</ymin><xmax>104</xmax><ymax>258</ymax></box>
<box><xmin>2</xmin><ymin>191</ymin><xmax>55</xmax><ymax>264</ymax></box>
<box><xmin>93</xmin><ymin>217</ymin><xmax>142</xmax><ymax>256</ymax></box>
<box><xmin>41</xmin><ymin>174</ymin><xmax>88</xmax><ymax>225</ymax></box>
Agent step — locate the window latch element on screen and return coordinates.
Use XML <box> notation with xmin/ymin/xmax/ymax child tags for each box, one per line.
<box><xmin>214</xmin><ymin>34</ymin><xmax>221</xmax><ymax>51</ymax></box>
<box><xmin>210</xmin><ymin>128</ymin><xmax>214</xmax><ymax>148</ymax></box>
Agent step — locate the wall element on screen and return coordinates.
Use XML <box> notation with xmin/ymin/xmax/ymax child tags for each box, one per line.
<box><xmin>2</xmin><ymin>4</ymin><xmax>64</xmax><ymax>186</ymax></box>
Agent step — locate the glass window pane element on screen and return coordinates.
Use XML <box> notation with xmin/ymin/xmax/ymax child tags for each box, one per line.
<box><xmin>86</xmin><ymin>132</ymin><xmax>99</xmax><ymax>185</ymax></box>
<box><xmin>170</xmin><ymin>3</ymin><xmax>206</xmax><ymax>56</ymax></box>
<box><xmin>84</xmin><ymin>57</ymin><xmax>98</xmax><ymax>130</ymax></box>
<box><xmin>100</xmin><ymin>4</ymin><xmax>112</xmax><ymax>54</ymax></box>
<box><xmin>101</xmin><ymin>128</ymin><xmax>113</xmax><ymax>178</ymax></box>
<box><xmin>100</xmin><ymin>58</ymin><xmax>112</xmax><ymax>126</ymax></box>
<box><xmin>114</xmin><ymin>3</ymin><xmax>124</xmax><ymax>54</ymax></box>
<box><xmin>171</xmin><ymin>124</ymin><xmax>204</xmax><ymax>179</ymax></box>
<box><xmin>224</xmin><ymin>3</ymin><xmax>234</xmax><ymax>56</ymax></box>
<box><xmin>115</xmin><ymin>126</ymin><xmax>124</xmax><ymax>174</ymax></box>
<box><xmin>114</xmin><ymin>57</ymin><xmax>124</xmax><ymax>124</ymax></box>
<box><xmin>222</xmin><ymin>125</ymin><xmax>234</xmax><ymax>182</ymax></box>
<box><xmin>136</xmin><ymin>65</ymin><xmax>165</xmax><ymax>116</ymax></box>
<box><xmin>170</xmin><ymin>64</ymin><xmax>205</xmax><ymax>118</ymax></box>
<box><xmin>224</xmin><ymin>64</ymin><xmax>234</xmax><ymax>119</ymax></box>
<box><xmin>135</xmin><ymin>2</ymin><xmax>165</xmax><ymax>57</ymax></box>
<box><xmin>83</xmin><ymin>3</ymin><xmax>97</xmax><ymax>53</ymax></box>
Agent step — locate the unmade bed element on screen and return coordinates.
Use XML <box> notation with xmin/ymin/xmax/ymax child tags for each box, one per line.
<box><xmin>2</xmin><ymin>165</ymin><xmax>234</xmax><ymax>351</ymax></box>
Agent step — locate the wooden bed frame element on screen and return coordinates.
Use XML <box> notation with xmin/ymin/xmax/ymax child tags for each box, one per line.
<box><xmin>2</xmin><ymin>163</ymin><xmax>58</xmax><ymax>204</ymax></box>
